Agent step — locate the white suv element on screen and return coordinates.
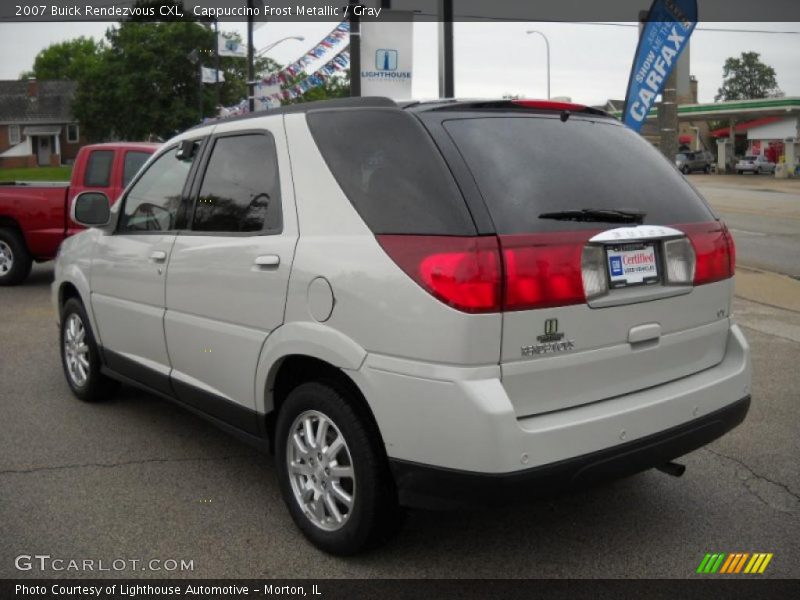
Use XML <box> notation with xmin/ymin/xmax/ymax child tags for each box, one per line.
<box><xmin>54</xmin><ymin>98</ymin><xmax>751</xmax><ymax>555</ymax></box>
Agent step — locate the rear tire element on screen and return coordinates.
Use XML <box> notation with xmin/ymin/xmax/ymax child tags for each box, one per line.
<box><xmin>704</xmin><ymin>164</ymin><xmax>711</xmax><ymax>174</ymax></box>
<box><xmin>0</xmin><ymin>228</ymin><xmax>33</xmax><ymax>286</ymax></box>
<box><xmin>275</xmin><ymin>381</ymin><xmax>402</xmax><ymax>555</ymax></box>
<box><xmin>60</xmin><ymin>298</ymin><xmax>118</xmax><ymax>402</ymax></box>
<box><xmin>681</xmin><ymin>165</ymin><xmax>690</xmax><ymax>175</ymax></box>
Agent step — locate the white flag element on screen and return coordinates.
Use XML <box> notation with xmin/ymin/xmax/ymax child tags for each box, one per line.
<box><xmin>218</xmin><ymin>33</ymin><xmax>247</xmax><ymax>58</ymax></box>
<box><xmin>201</xmin><ymin>67</ymin><xmax>225</xmax><ymax>84</ymax></box>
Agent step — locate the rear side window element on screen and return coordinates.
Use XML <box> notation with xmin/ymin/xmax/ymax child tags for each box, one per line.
<box><xmin>84</xmin><ymin>150</ymin><xmax>113</xmax><ymax>187</ymax></box>
<box><xmin>444</xmin><ymin>116</ymin><xmax>713</xmax><ymax>234</ymax></box>
<box><xmin>192</xmin><ymin>133</ymin><xmax>282</xmax><ymax>233</ymax></box>
<box><xmin>122</xmin><ymin>151</ymin><xmax>152</xmax><ymax>188</ymax></box>
<box><xmin>307</xmin><ymin>109</ymin><xmax>475</xmax><ymax>235</ymax></box>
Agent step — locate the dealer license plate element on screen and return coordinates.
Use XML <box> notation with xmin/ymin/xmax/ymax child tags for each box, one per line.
<box><xmin>606</xmin><ymin>243</ymin><xmax>659</xmax><ymax>288</ymax></box>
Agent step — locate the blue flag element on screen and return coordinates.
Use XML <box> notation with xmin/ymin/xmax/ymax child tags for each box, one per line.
<box><xmin>623</xmin><ymin>0</ymin><xmax>697</xmax><ymax>132</ymax></box>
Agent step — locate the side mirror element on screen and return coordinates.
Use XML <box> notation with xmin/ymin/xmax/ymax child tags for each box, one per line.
<box><xmin>72</xmin><ymin>192</ymin><xmax>111</xmax><ymax>227</ymax></box>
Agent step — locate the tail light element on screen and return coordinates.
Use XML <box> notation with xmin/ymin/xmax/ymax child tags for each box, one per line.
<box><xmin>376</xmin><ymin>235</ymin><xmax>502</xmax><ymax>313</ymax></box>
<box><xmin>499</xmin><ymin>232</ymin><xmax>589</xmax><ymax>310</ymax></box>
<box><xmin>378</xmin><ymin>222</ymin><xmax>733</xmax><ymax>314</ymax></box>
<box><xmin>678</xmin><ymin>222</ymin><xmax>735</xmax><ymax>285</ymax></box>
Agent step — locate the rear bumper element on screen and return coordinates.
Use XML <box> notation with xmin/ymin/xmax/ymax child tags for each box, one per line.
<box><xmin>390</xmin><ymin>395</ymin><xmax>750</xmax><ymax>509</ymax></box>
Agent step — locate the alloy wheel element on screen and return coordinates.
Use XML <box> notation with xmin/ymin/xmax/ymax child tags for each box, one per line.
<box><xmin>0</xmin><ymin>241</ymin><xmax>13</xmax><ymax>275</ymax></box>
<box><xmin>63</xmin><ymin>313</ymin><xmax>90</xmax><ymax>387</ymax></box>
<box><xmin>286</xmin><ymin>410</ymin><xmax>356</xmax><ymax>531</ymax></box>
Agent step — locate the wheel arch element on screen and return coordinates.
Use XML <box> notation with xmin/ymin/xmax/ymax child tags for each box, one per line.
<box><xmin>256</xmin><ymin>322</ymin><xmax>375</xmax><ymax>452</ymax></box>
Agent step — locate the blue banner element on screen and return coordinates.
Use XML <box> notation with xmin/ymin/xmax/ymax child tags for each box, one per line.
<box><xmin>622</xmin><ymin>0</ymin><xmax>697</xmax><ymax>132</ymax></box>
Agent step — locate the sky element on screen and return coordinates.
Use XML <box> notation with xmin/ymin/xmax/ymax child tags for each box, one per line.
<box><xmin>0</xmin><ymin>20</ymin><xmax>798</xmax><ymax>106</ymax></box>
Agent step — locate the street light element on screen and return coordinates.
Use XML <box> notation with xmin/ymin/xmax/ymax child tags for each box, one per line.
<box><xmin>256</xmin><ymin>36</ymin><xmax>305</xmax><ymax>57</ymax></box>
<box><xmin>525</xmin><ymin>30</ymin><xmax>550</xmax><ymax>100</ymax></box>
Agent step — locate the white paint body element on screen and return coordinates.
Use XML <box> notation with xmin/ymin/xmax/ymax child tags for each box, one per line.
<box><xmin>53</xmin><ymin>109</ymin><xmax>751</xmax><ymax>477</ymax></box>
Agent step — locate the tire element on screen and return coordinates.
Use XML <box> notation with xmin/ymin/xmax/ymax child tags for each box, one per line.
<box><xmin>59</xmin><ymin>298</ymin><xmax>118</xmax><ymax>402</ymax></box>
<box><xmin>681</xmin><ymin>165</ymin><xmax>690</xmax><ymax>175</ymax></box>
<box><xmin>737</xmin><ymin>170</ymin><xmax>743</xmax><ymax>175</ymax></box>
<box><xmin>704</xmin><ymin>164</ymin><xmax>711</xmax><ymax>174</ymax></box>
<box><xmin>755</xmin><ymin>167</ymin><xmax>761</xmax><ymax>175</ymax></box>
<box><xmin>0</xmin><ymin>228</ymin><xmax>33</xmax><ymax>286</ymax></box>
<box><xmin>275</xmin><ymin>381</ymin><xmax>402</xmax><ymax>555</ymax></box>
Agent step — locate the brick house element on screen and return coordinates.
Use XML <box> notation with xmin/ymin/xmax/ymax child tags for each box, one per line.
<box><xmin>0</xmin><ymin>79</ymin><xmax>83</xmax><ymax>169</ymax></box>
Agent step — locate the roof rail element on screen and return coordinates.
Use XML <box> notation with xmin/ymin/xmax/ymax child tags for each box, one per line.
<box><xmin>193</xmin><ymin>96</ymin><xmax>398</xmax><ymax>129</ymax></box>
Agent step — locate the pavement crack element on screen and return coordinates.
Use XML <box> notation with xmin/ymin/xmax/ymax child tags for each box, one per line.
<box><xmin>0</xmin><ymin>454</ymin><xmax>260</xmax><ymax>476</ymax></box>
<box><xmin>703</xmin><ymin>447</ymin><xmax>800</xmax><ymax>512</ymax></box>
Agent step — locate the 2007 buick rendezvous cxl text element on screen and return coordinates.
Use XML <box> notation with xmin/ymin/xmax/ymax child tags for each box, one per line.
<box><xmin>53</xmin><ymin>97</ymin><xmax>751</xmax><ymax>554</ymax></box>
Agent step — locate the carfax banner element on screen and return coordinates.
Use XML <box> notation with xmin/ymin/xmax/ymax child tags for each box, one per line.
<box><xmin>622</xmin><ymin>0</ymin><xmax>697</xmax><ymax>132</ymax></box>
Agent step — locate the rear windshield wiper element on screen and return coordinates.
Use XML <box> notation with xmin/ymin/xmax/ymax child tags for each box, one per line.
<box><xmin>538</xmin><ymin>208</ymin><xmax>645</xmax><ymax>224</ymax></box>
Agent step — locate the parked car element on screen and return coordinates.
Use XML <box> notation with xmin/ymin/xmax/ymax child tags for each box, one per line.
<box><xmin>0</xmin><ymin>142</ymin><xmax>158</xmax><ymax>285</ymax></box>
<box><xmin>53</xmin><ymin>98</ymin><xmax>751</xmax><ymax>555</ymax></box>
<box><xmin>675</xmin><ymin>150</ymin><xmax>713</xmax><ymax>174</ymax></box>
<box><xmin>736</xmin><ymin>155</ymin><xmax>776</xmax><ymax>175</ymax></box>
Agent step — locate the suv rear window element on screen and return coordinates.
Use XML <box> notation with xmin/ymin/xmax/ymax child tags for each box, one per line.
<box><xmin>443</xmin><ymin>116</ymin><xmax>713</xmax><ymax>234</ymax></box>
<box><xmin>307</xmin><ymin>109</ymin><xmax>475</xmax><ymax>235</ymax></box>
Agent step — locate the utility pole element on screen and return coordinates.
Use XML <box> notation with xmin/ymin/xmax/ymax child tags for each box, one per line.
<box><xmin>439</xmin><ymin>0</ymin><xmax>454</xmax><ymax>98</ymax></box>
<box><xmin>349</xmin><ymin>0</ymin><xmax>361</xmax><ymax>97</ymax></box>
<box><xmin>247</xmin><ymin>0</ymin><xmax>255</xmax><ymax>112</ymax></box>
<box><xmin>214</xmin><ymin>18</ymin><xmax>221</xmax><ymax>114</ymax></box>
<box><xmin>659</xmin><ymin>70</ymin><xmax>679</xmax><ymax>161</ymax></box>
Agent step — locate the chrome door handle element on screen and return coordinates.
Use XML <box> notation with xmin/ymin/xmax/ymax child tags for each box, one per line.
<box><xmin>254</xmin><ymin>254</ymin><xmax>280</xmax><ymax>268</ymax></box>
<box><xmin>149</xmin><ymin>251</ymin><xmax>167</xmax><ymax>263</ymax></box>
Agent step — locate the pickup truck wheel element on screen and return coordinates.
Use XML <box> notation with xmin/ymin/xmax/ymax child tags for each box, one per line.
<box><xmin>60</xmin><ymin>298</ymin><xmax>118</xmax><ymax>402</ymax></box>
<box><xmin>275</xmin><ymin>381</ymin><xmax>402</xmax><ymax>555</ymax></box>
<box><xmin>0</xmin><ymin>228</ymin><xmax>32</xmax><ymax>286</ymax></box>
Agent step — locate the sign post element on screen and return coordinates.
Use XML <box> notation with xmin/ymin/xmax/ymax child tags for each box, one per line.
<box><xmin>360</xmin><ymin>12</ymin><xmax>414</xmax><ymax>99</ymax></box>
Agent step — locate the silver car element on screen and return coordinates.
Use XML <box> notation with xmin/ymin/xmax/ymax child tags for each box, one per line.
<box><xmin>736</xmin><ymin>155</ymin><xmax>776</xmax><ymax>175</ymax></box>
<box><xmin>675</xmin><ymin>151</ymin><xmax>713</xmax><ymax>174</ymax></box>
<box><xmin>53</xmin><ymin>97</ymin><xmax>751</xmax><ymax>555</ymax></box>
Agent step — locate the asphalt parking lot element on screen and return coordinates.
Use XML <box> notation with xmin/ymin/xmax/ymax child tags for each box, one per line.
<box><xmin>1</xmin><ymin>260</ymin><xmax>798</xmax><ymax>579</ymax></box>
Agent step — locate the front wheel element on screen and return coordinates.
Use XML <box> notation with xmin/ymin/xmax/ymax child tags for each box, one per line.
<box><xmin>681</xmin><ymin>165</ymin><xmax>690</xmax><ymax>175</ymax></box>
<box><xmin>0</xmin><ymin>228</ymin><xmax>32</xmax><ymax>286</ymax></box>
<box><xmin>60</xmin><ymin>298</ymin><xmax>118</xmax><ymax>402</ymax></box>
<box><xmin>275</xmin><ymin>381</ymin><xmax>402</xmax><ymax>555</ymax></box>
<box><xmin>704</xmin><ymin>164</ymin><xmax>711</xmax><ymax>174</ymax></box>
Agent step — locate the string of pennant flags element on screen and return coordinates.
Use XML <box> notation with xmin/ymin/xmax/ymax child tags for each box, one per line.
<box><xmin>216</xmin><ymin>21</ymin><xmax>351</xmax><ymax>117</ymax></box>
<box><xmin>261</xmin><ymin>21</ymin><xmax>350</xmax><ymax>87</ymax></box>
<box><xmin>258</xmin><ymin>48</ymin><xmax>350</xmax><ymax>105</ymax></box>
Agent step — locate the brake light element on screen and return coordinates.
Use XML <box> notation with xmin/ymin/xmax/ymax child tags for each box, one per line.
<box><xmin>376</xmin><ymin>235</ymin><xmax>502</xmax><ymax>313</ymax></box>
<box><xmin>500</xmin><ymin>232</ymin><xmax>591</xmax><ymax>310</ymax></box>
<box><xmin>677</xmin><ymin>222</ymin><xmax>735</xmax><ymax>285</ymax></box>
<box><xmin>511</xmin><ymin>99</ymin><xmax>587</xmax><ymax>112</ymax></box>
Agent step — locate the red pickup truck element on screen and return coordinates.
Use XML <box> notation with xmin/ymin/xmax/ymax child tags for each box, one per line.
<box><xmin>0</xmin><ymin>142</ymin><xmax>158</xmax><ymax>285</ymax></box>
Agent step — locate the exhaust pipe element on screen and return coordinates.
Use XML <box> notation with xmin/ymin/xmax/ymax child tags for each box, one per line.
<box><xmin>656</xmin><ymin>461</ymin><xmax>686</xmax><ymax>477</ymax></box>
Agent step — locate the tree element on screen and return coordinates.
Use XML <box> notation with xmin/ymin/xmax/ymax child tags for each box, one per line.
<box><xmin>288</xmin><ymin>71</ymin><xmax>350</xmax><ymax>104</ymax></box>
<box><xmin>41</xmin><ymin>0</ymin><xmax>277</xmax><ymax>140</ymax></box>
<box><xmin>715</xmin><ymin>51</ymin><xmax>783</xmax><ymax>101</ymax></box>
<box><xmin>21</xmin><ymin>37</ymin><xmax>103</xmax><ymax>81</ymax></box>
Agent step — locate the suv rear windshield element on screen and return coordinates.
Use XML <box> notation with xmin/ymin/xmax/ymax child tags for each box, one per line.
<box><xmin>443</xmin><ymin>115</ymin><xmax>714</xmax><ymax>234</ymax></box>
<box><xmin>307</xmin><ymin>109</ymin><xmax>476</xmax><ymax>235</ymax></box>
